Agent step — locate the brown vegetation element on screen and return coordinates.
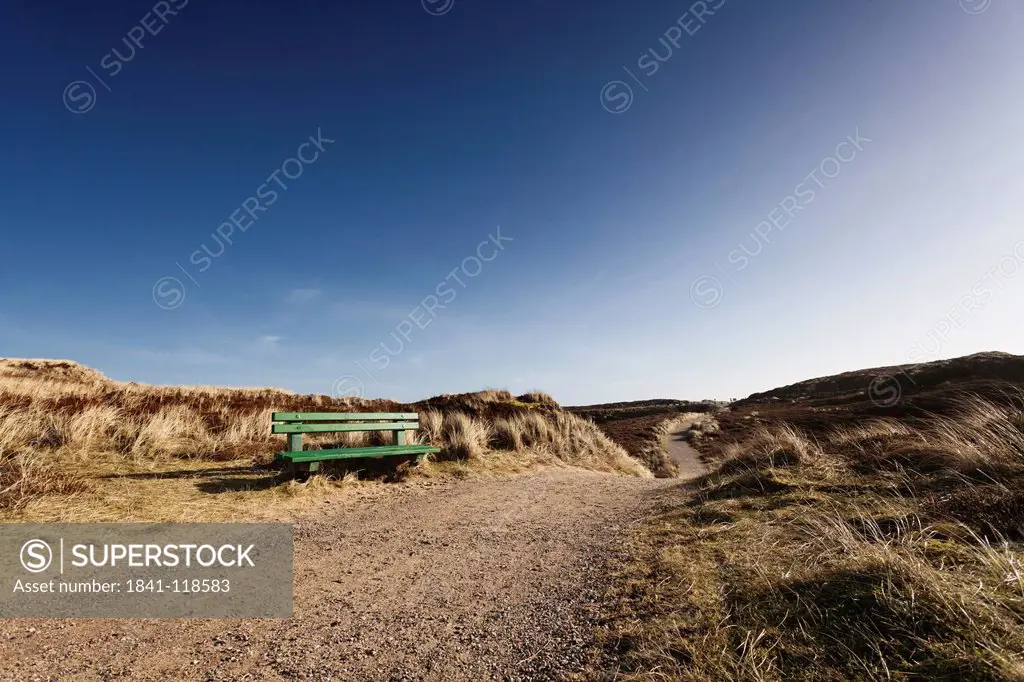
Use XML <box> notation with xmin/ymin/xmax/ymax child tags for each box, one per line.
<box><xmin>0</xmin><ymin>359</ymin><xmax>649</xmax><ymax>522</ymax></box>
<box><xmin>737</xmin><ymin>351</ymin><xmax>1024</xmax><ymax>415</ymax></box>
<box><xmin>600</xmin><ymin>366</ymin><xmax>1024</xmax><ymax>680</ymax></box>
<box><xmin>516</xmin><ymin>390</ymin><xmax>560</xmax><ymax>407</ymax></box>
<box><xmin>568</xmin><ymin>400</ymin><xmax>719</xmax><ymax>477</ymax></box>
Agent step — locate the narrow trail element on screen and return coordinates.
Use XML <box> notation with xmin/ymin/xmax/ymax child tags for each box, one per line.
<box><xmin>0</xmin><ymin>469</ymin><xmax>677</xmax><ymax>682</ymax></box>
<box><xmin>665</xmin><ymin>428</ymin><xmax>709</xmax><ymax>480</ymax></box>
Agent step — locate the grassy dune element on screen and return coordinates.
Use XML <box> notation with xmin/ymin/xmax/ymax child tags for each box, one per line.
<box><xmin>601</xmin><ymin>393</ymin><xmax>1024</xmax><ymax>681</ymax></box>
<box><xmin>0</xmin><ymin>359</ymin><xmax>649</xmax><ymax>522</ymax></box>
<box><xmin>568</xmin><ymin>399</ymin><xmax>719</xmax><ymax>477</ymax></box>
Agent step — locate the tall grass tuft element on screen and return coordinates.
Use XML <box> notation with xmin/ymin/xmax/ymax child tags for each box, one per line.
<box><xmin>0</xmin><ymin>360</ymin><xmax>653</xmax><ymax>514</ymax></box>
<box><xmin>440</xmin><ymin>412</ymin><xmax>490</xmax><ymax>460</ymax></box>
<box><xmin>603</xmin><ymin>393</ymin><xmax>1024</xmax><ymax>680</ymax></box>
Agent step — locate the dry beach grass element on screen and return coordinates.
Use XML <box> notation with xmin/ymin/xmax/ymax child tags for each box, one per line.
<box><xmin>7</xmin><ymin>355</ymin><xmax>1023</xmax><ymax>679</ymax></box>
<box><xmin>600</xmin><ymin>392</ymin><xmax>1024</xmax><ymax>681</ymax></box>
<box><xmin>0</xmin><ymin>360</ymin><xmax>668</xmax><ymax>680</ymax></box>
<box><xmin>0</xmin><ymin>358</ymin><xmax>649</xmax><ymax>523</ymax></box>
<box><xmin>567</xmin><ymin>399</ymin><xmax>719</xmax><ymax>477</ymax></box>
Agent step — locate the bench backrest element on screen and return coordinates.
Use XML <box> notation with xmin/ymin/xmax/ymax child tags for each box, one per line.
<box><xmin>271</xmin><ymin>412</ymin><xmax>420</xmax><ymax>435</ymax></box>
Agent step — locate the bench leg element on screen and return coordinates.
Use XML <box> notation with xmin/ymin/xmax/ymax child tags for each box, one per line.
<box><xmin>279</xmin><ymin>460</ymin><xmax>316</xmax><ymax>481</ymax></box>
<box><xmin>285</xmin><ymin>461</ymin><xmax>314</xmax><ymax>482</ymax></box>
<box><xmin>287</xmin><ymin>433</ymin><xmax>303</xmax><ymax>452</ymax></box>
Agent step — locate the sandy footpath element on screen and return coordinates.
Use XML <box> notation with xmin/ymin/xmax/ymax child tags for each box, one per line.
<box><xmin>665</xmin><ymin>427</ymin><xmax>709</xmax><ymax>481</ymax></box>
<box><xmin>0</xmin><ymin>469</ymin><xmax>676</xmax><ymax>681</ymax></box>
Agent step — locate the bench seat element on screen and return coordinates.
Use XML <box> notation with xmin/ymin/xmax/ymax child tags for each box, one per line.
<box><xmin>271</xmin><ymin>411</ymin><xmax>438</xmax><ymax>476</ymax></box>
<box><xmin>276</xmin><ymin>444</ymin><xmax>440</xmax><ymax>463</ymax></box>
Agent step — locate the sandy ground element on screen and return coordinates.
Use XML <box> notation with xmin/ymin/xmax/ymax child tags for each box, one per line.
<box><xmin>0</xmin><ymin>468</ymin><xmax>680</xmax><ymax>682</ymax></box>
<box><xmin>664</xmin><ymin>429</ymin><xmax>708</xmax><ymax>480</ymax></box>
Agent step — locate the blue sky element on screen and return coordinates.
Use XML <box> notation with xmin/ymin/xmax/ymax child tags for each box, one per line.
<box><xmin>2</xmin><ymin>0</ymin><xmax>1023</xmax><ymax>404</ymax></box>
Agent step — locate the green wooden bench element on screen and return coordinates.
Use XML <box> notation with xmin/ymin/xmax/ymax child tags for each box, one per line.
<box><xmin>272</xmin><ymin>412</ymin><xmax>440</xmax><ymax>476</ymax></box>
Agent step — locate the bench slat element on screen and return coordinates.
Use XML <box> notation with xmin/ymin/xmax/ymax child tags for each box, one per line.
<box><xmin>272</xmin><ymin>412</ymin><xmax>418</xmax><ymax>422</ymax></box>
<box><xmin>277</xmin><ymin>444</ymin><xmax>439</xmax><ymax>462</ymax></box>
<box><xmin>272</xmin><ymin>421</ymin><xmax>418</xmax><ymax>434</ymax></box>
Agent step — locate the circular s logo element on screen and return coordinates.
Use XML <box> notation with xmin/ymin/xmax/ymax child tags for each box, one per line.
<box><xmin>422</xmin><ymin>0</ymin><xmax>454</xmax><ymax>16</ymax></box>
<box><xmin>63</xmin><ymin>80</ymin><xmax>97</xmax><ymax>114</ymax></box>
<box><xmin>20</xmin><ymin>539</ymin><xmax>53</xmax><ymax>573</ymax></box>
<box><xmin>331</xmin><ymin>375</ymin><xmax>365</xmax><ymax>400</ymax></box>
<box><xmin>600</xmin><ymin>80</ymin><xmax>633</xmax><ymax>114</ymax></box>
<box><xmin>152</xmin><ymin>276</ymin><xmax>186</xmax><ymax>310</ymax></box>
<box><xmin>689</xmin><ymin>275</ymin><xmax>724</xmax><ymax>309</ymax></box>
<box><xmin>868</xmin><ymin>375</ymin><xmax>902</xmax><ymax>407</ymax></box>
<box><xmin>960</xmin><ymin>0</ymin><xmax>992</xmax><ymax>14</ymax></box>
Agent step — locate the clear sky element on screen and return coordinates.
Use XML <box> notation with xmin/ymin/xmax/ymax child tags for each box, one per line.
<box><xmin>2</xmin><ymin>0</ymin><xmax>1023</xmax><ymax>404</ymax></box>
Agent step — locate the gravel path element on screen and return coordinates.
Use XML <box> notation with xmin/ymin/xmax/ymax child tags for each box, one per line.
<box><xmin>0</xmin><ymin>469</ymin><xmax>673</xmax><ymax>681</ymax></box>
